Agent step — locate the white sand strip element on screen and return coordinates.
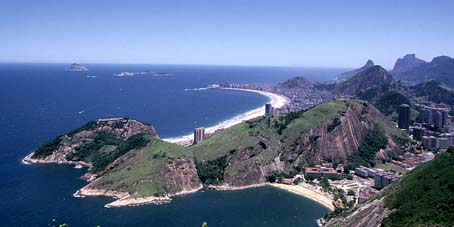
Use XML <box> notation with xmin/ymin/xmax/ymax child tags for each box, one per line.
<box><xmin>163</xmin><ymin>88</ymin><xmax>289</xmax><ymax>144</ymax></box>
<box><xmin>270</xmin><ymin>183</ymin><xmax>335</xmax><ymax>211</ymax></box>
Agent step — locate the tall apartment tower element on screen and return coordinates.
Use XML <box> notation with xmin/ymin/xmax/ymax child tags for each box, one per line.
<box><xmin>441</xmin><ymin>110</ymin><xmax>449</xmax><ymax>126</ymax></box>
<box><xmin>433</xmin><ymin>111</ymin><xmax>443</xmax><ymax>129</ymax></box>
<box><xmin>419</xmin><ymin>108</ymin><xmax>433</xmax><ymax>125</ymax></box>
<box><xmin>265</xmin><ymin>103</ymin><xmax>273</xmax><ymax>115</ymax></box>
<box><xmin>193</xmin><ymin>127</ymin><xmax>205</xmax><ymax>144</ymax></box>
<box><xmin>398</xmin><ymin>104</ymin><xmax>411</xmax><ymax>129</ymax></box>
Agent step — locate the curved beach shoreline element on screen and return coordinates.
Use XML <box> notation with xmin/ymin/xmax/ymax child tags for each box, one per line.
<box><xmin>22</xmin><ymin>87</ymin><xmax>334</xmax><ymax>210</ymax></box>
<box><xmin>270</xmin><ymin>183</ymin><xmax>335</xmax><ymax>211</ymax></box>
<box><xmin>163</xmin><ymin>88</ymin><xmax>289</xmax><ymax>144</ymax></box>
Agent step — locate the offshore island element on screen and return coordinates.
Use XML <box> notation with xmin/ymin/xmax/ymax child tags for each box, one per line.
<box><xmin>25</xmin><ymin>55</ymin><xmax>454</xmax><ymax>226</ymax></box>
<box><xmin>65</xmin><ymin>63</ymin><xmax>88</xmax><ymax>72</ymax></box>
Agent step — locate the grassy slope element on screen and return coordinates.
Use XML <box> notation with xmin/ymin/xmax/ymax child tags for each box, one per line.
<box><xmin>189</xmin><ymin>115</ymin><xmax>282</xmax><ymax>183</ymax></box>
<box><xmin>97</xmin><ymin>138</ymin><xmax>191</xmax><ymax>197</ymax></box>
<box><xmin>34</xmin><ymin>99</ymin><xmax>406</xmax><ymax>197</ymax></box>
<box><xmin>191</xmin><ymin>99</ymin><xmax>351</xmax><ymax>161</ymax></box>
<box><xmin>382</xmin><ymin>151</ymin><xmax>454</xmax><ymax>226</ymax></box>
<box><xmin>282</xmin><ymin>99</ymin><xmax>350</xmax><ymax>148</ymax></box>
<box><xmin>188</xmin><ymin>99</ymin><xmax>354</xmax><ymax>184</ymax></box>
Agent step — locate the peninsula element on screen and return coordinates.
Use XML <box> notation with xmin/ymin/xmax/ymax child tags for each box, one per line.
<box><xmin>24</xmin><ymin>98</ymin><xmax>407</xmax><ymax>208</ymax></box>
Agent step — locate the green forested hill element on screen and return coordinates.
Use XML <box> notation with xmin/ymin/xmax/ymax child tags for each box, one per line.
<box><xmin>382</xmin><ymin>150</ymin><xmax>454</xmax><ymax>226</ymax></box>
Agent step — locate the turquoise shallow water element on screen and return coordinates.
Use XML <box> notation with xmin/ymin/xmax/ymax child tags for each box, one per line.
<box><xmin>0</xmin><ymin>63</ymin><xmax>339</xmax><ymax>226</ymax></box>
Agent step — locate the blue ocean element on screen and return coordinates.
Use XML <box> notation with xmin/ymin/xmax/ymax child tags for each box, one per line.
<box><xmin>0</xmin><ymin>63</ymin><xmax>344</xmax><ymax>227</ymax></box>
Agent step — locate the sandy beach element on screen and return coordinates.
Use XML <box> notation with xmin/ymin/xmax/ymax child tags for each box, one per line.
<box><xmin>163</xmin><ymin>88</ymin><xmax>289</xmax><ymax>144</ymax></box>
<box><xmin>270</xmin><ymin>183</ymin><xmax>335</xmax><ymax>211</ymax></box>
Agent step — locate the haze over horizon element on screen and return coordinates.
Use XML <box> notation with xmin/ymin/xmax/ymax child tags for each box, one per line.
<box><xmin>1</xmin><ymin>0</ymin><xmax>453</xmax><ymax>68</ymax></box>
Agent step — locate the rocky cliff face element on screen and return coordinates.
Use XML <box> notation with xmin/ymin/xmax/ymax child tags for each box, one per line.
<box><xmin>280</xmin><ymin>101</ymin><xmax>400</xmax><ymax>167</ymax></box>
<box><xmin>391</xmin><ymin>54</ymin><xmax>426</xmax><ymax>74</ymax></box>
<box><xmin>193</xmin><ymin>99</ymin><xmax>405</xmax><ymax>188</ymax></box>
<box><xmin>27</xmin><ymin>100</ymin><xmax>407</xmax><ymax>206</ymax></box>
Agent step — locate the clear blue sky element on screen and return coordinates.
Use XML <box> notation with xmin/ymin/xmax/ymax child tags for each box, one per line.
<box><xmin>1</xmin><ymin>0</ymin><xmax>453</xmax><ymax>68</ymax></box>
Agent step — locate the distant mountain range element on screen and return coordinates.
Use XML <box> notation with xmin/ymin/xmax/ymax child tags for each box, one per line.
<box><xmin>332</xmin><ymin>65</ymin><xmax>393</xmax><ymax>97</ymax></box>
<box><xmin>391</xmin><ymin>54</ymin><xmax>454</xmax><ymax>88</ymax></box>
<box><xmin>336</xmin><ymin>59</ymin><xmax>375</xmax><ymax>81</ymax></box>
<box><xmin>390</xmin><ymin>54</ymin><xmax>426</xmax><ymax>74</ymax></box>
<box><xmin>329</xmin><ymin>65</ymin><xmax>412</xmax><ymax>116</ymax></box>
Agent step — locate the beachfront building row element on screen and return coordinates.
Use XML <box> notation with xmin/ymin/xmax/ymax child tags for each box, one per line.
<box><xmin>304</xmin><ymin>165</ymin><xmax>339</xmax><ymax>180</ymax></box>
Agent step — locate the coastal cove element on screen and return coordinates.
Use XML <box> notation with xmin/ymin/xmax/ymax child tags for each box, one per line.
<box><xmin>0</xmin><ymin>63</ymin><xmax>342</xmax><ymax>227</ymax></box>
<box><xmin>21</xmin><ymin>85</ymin><xmax>332</xmax><ymax>212</ymax></box>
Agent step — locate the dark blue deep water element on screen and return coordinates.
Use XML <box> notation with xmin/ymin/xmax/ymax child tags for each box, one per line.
<box><xmin>0</xmin><ymin>63</ymin><xmax>343</xmax><ymax>227</ymax></box>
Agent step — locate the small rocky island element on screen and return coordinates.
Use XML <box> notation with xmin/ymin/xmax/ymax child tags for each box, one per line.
<box><xmin>24</xmin><ymin>99</ymin><xmax>407</xmax><ymax>208</ymax></box>
<box><xmin>65</xmin><ymin>63</ymin><xmax>88</xmax><ymax>72</ymax></box>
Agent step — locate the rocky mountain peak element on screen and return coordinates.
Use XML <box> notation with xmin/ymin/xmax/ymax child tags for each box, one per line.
<box><xmin>278</xmin><ymin>76</ymin><xmax>313</xmax><ymax>89</ymax></box>
<box><xmin>332</xmin><ymin>65</ymin><xmax>393</xmax><ymax>96</ymax></box>
<box><xmin>432</xmin><ymin>55</ymin><xmax>453</xmax><ymax>64</ymax></box>
<box><xmin>391</xmin><ymin>54</ymin><xmax>426</xmax><ymax>74</ymax></box>
<box><xmin>336</xmin><ymin>59</ymin><xmax>375</xmax><ymax>81</ymax></box>
<box><xmin>365</xmin><ymin>59</ymin><xmax>374</xmax><ymax>67</ymax></box>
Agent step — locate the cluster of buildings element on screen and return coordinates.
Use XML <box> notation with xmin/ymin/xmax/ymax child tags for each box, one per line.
<box><xmin>391</xmin><ymin>152</ymin><xmax>434</xmax><ymax>169</ymax></box>
<box><xmin>304</xmin><ymin>163</ymin><xmax>341</xmax><ymax>180</ymax></box>
<box><xmin>398</xmin><ymin>103</ymin><xmax>454</xmax><ymax>151</ymax></box>
<box><xmin>217</xmin><ymin>82</ymin><xmax>335</xmax><ymax>114</ymax></box>
<box><xmin>418</xmin><ymin>105</ymin><xmax>450</xmax><ymax>129</ymax></box>
<box><xmin>354</xmin><ymin>166</ymin><xmax>400</xmax><ymax>189</ymax></box>
<box><xmin>358</xmin><ymin>187</ymin><xmax>377</xmax><ymax>203</ymax></box>
<box><xmin>420</xmin><ymin>134</ymin><xmax>454</xmax><ymax>150</ymax></box>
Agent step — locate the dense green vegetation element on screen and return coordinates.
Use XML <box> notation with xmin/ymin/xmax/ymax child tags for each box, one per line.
<box><xmin>374</xmin><ymin>91</ymin><xmax>412</xmax><ymax>116</ymax></box>
<box><xmin>382</xmin><ymin>149</ymin><xmax>454</xmax><ymax>226</ymax></box>
<box><xmin>32</xmin><ymin>136</ymin><xmax>63</xmax><ymax>158</ymax></box>
<box><xmin>91</xmin><ymin>133</ymin><xmax>151</xmax><ymax>172</ymax></box>
<box><xmin>66</xmin><ymin>132</ymin><xmax>151</xmax><ymax>173</ymax></box>
<box><xmin>264</xmin><ymin>170</ymin><xmax>298</xmax><ymax>183</ymax></box>
<box><xmin>320</xmin><ymin>177</ymin><xmax>330</xmax><ymax>191</ymax></box>
<box><xmin>357</xmin><ymin>87</ymin><xmax>380</xmax><ymax>102</ymax></box>
<box><xmin>67</xmin><ymin>121</ymin><xmax>97</xmax><ymax>137</ymax></box>
<box><xmin>346</xmin><ymin>125</ymin><xmax>388</xmax><ymax>170</ymax></box>
<box><xmin>411</xmin><ymin>80</ymin><xmax>454</xmax><ymax>105</ymax></box>
<box><xmin>195</xmin><ymin>156</ymin><xmax>228</xmax><ymax>185</ymax></box>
